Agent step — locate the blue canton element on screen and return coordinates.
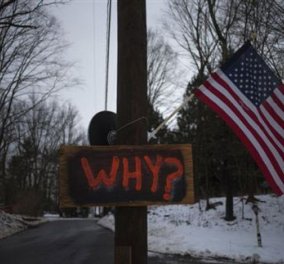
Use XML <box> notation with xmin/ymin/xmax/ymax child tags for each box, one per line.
<box><xmin>222</xmin><ymin>45</ymin><xmax>280</xmax><ymax>107</ymax></box>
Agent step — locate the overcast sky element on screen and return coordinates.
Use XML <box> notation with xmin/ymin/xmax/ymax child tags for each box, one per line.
<box><xmin>52</xmin><ymin>0</ymin><xmax>166</xmax><ymax>130</ymax></box>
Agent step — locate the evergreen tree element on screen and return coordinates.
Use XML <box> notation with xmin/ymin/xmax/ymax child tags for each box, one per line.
<box><xmin>147</xmin><ymin>98</ymin><xmax>170</xmax><ymax>144</ymax></box>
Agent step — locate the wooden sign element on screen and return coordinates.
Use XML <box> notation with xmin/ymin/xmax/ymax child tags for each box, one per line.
<box><xmin>59</xmin><ymin>144</ymin><xmax>194</xmax><ymax>207</ymax></box>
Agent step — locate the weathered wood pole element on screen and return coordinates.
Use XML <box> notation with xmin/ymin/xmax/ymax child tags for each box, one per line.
<box><xmin>115</xmin><ymin>0</ymin><xmax>148</xmax><ymax>264</ymax></box>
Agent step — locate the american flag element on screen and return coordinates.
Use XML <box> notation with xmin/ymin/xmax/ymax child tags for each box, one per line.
<box><xmin>194</xmin><ymin>42</ymin><xmax>284</xmax><ymax>195</ymax></box>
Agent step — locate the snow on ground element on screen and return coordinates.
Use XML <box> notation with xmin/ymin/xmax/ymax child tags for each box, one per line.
<box><xmin>1</xmin><ymin>194</ymin><xmax>283</xmax><ymax>263</ymax></box>
<box><xmin>98</xmin><ymin>194</ymin><xmax>284</xmax><ymax>264</ymax></box>
<box><xmin>0</xmin><ymin>211</ymin><xmax>27</xmax><ymax>239</ymax></box>
<box><xmin>0</xmin><ymin>211</ymin><xmax>46</xmax><ymax>239</ymax></box>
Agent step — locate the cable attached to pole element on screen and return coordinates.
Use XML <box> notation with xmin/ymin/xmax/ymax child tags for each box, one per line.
<box><xmin>104</xmin><ymin>0</ymin><xmax>112</xmax><ymax>110</ymax></box>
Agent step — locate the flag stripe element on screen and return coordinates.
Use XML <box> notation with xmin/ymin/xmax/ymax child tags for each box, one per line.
<box><xmin>272</xmin><ymin>92</ymin><xmax>284</xmax><ymax>116</ymax></box>
<box><xmin>268</xmin><ymin>93</ymin><xmax>284</xmax><ymax>123</ymax></box>
<box><xmin>195</xmin><ymin>86</ymin><xmax>284</xmax><ymax>194</ymax></box>
<box><xmin>258</xmin><ymin>101</ymin><xmax>284</xmax><ymax>146</ymax></box>
<box><xmin>257</xmin><ymin>108</ymin><xmax>284</xmax><ymax>150</ymax></box>
<box><xmin>205</xmin><ymin>72</ymin><xmax>284</xmax><ymax>170</ymax></box>
<box><xmin>262</xmin><ymin>100</ymin><xmax>284</xmax><ymax>131</ymax></box>
<box><xmin>212</xmin><ymin>72</ymin><xmax>284</xmax><ymax>156</ymax></box>
<box><xmin>259</xmin><ymin>105</ymin><xmax>284</xmax><ymax>139</ymax></box>
<box><xmin>195</xmin><ymin>87</ymin><xmax>283</xmax><ymax>194</ymax></box>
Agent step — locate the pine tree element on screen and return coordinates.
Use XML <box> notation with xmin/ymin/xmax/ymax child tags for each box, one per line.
<box><xmin>147</xmin><ymin>99</ymin><xmax>169</xmax><ymax>144</ymax></box>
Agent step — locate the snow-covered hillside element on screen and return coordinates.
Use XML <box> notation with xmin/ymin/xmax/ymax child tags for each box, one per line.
<box><xmin>1</xmin><ymin>194</ymin><xmax>283</xmax><ymax>263</ymax></box>
<box><xmin>99</xmin><ymin>194</ymin><xmax>284</xmax><ymax>263</ymax></box>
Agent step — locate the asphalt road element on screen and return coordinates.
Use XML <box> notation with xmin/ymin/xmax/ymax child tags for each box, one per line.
<box><xmin>0</xmin><ymin>220</ymin><xmax>230</xmax><ymax>264</ymax></box>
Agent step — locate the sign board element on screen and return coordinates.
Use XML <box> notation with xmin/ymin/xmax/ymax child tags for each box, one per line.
<box><xmin>59</xmin><ymin>144</ymin><xmax>194</xmax><ymax>207</ymax></box>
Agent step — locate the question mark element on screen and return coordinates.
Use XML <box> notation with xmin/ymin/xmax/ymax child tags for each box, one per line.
<box><xmin>163</xmin><ymin>157</ymin><xmax>184</xmax><ymax>201</ymax></box>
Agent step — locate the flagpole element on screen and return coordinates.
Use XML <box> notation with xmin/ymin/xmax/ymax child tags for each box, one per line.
<box><xmin>149</xmin><ymin>93</ymin><xmax>195</xmax><ymax>140</ymax></box>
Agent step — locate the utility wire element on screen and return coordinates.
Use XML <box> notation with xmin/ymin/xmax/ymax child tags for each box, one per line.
<box><xmin>104</xmin><ymin>0</ymin><xmax>112</xmax><ymax>110</ymax></box>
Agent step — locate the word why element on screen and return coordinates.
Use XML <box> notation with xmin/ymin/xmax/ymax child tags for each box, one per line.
<box><xmin>80</xmin><ymin>155</ymin><xmax>184</xmax><ymax>201</ymax></box>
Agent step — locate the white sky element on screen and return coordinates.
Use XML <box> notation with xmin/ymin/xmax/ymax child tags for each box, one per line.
<box><xmin>52</xmin><ymin>0</ymin><xmax>167</xmax><ymax>130</ymax></box>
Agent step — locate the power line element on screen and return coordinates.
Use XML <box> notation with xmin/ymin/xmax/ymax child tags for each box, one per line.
<box><xmin>104</xmin><ymin>0</ymin><xmax>112</xmax><ymax>110</ymax></box>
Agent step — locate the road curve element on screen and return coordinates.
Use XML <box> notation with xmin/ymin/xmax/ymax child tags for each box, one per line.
<box><xmin>0</xmin><ymin>219</ymin><xmax>227</xmax><ymax>264</ymax></box>
<box><xmin>0</xmin><ymin>220</ymin><xmax>113</xmax><ymax>264</ymax></box>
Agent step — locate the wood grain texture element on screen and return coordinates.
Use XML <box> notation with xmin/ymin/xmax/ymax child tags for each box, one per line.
<box><xmin>59</xmin><ymin>144</ymin><xmax>194</xmax><ymax>207</ymax></box>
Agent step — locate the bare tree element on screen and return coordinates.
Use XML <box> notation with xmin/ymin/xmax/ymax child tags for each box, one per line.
<box><xmin>7</xmin><ymin>96</ymin><xmax>85</xmax><ymax>213</ymax></box>
<box><xmin>0</xmin><ymin>0</ymin><xmax>78</xmax><ymax>203</ymax></box>
<box><xmin>147</xmin><ymin>29</ymin><xmax>178</xmax><ymax>109</ymax></box>
<box><xmin>231</xmin><ymin>0</ymin><xmax>284</xmax><ymax>77</ymax></box>
<box><xmin>0</xmin><ymin>1</ymin><xmax>66</xmax><ymax>29</ymax></box>
<box><xmin>164</xmin><ymin>0</ymin><xmax>218</xmax><ymax>78</ymax></box>
<box><xmin>0</xmin><ymin>0</ymin><xmax>76</xmax><ymax>154</ymax></box>
<box><xmin>165</xmin><ymin>0</ymin><xmax>284</xmax><ymax>77</ymax></box>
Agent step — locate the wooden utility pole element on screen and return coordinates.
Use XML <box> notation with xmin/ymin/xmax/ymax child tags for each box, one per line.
<box><xmin>59</xmin><ymin>2</ymin><xmax>194</xmax><ymax>263</ymax></box>
<box><xmin>115</xmin><ymin>0</ymin><xmax>148</xmax><ymax>263</ymax></box>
